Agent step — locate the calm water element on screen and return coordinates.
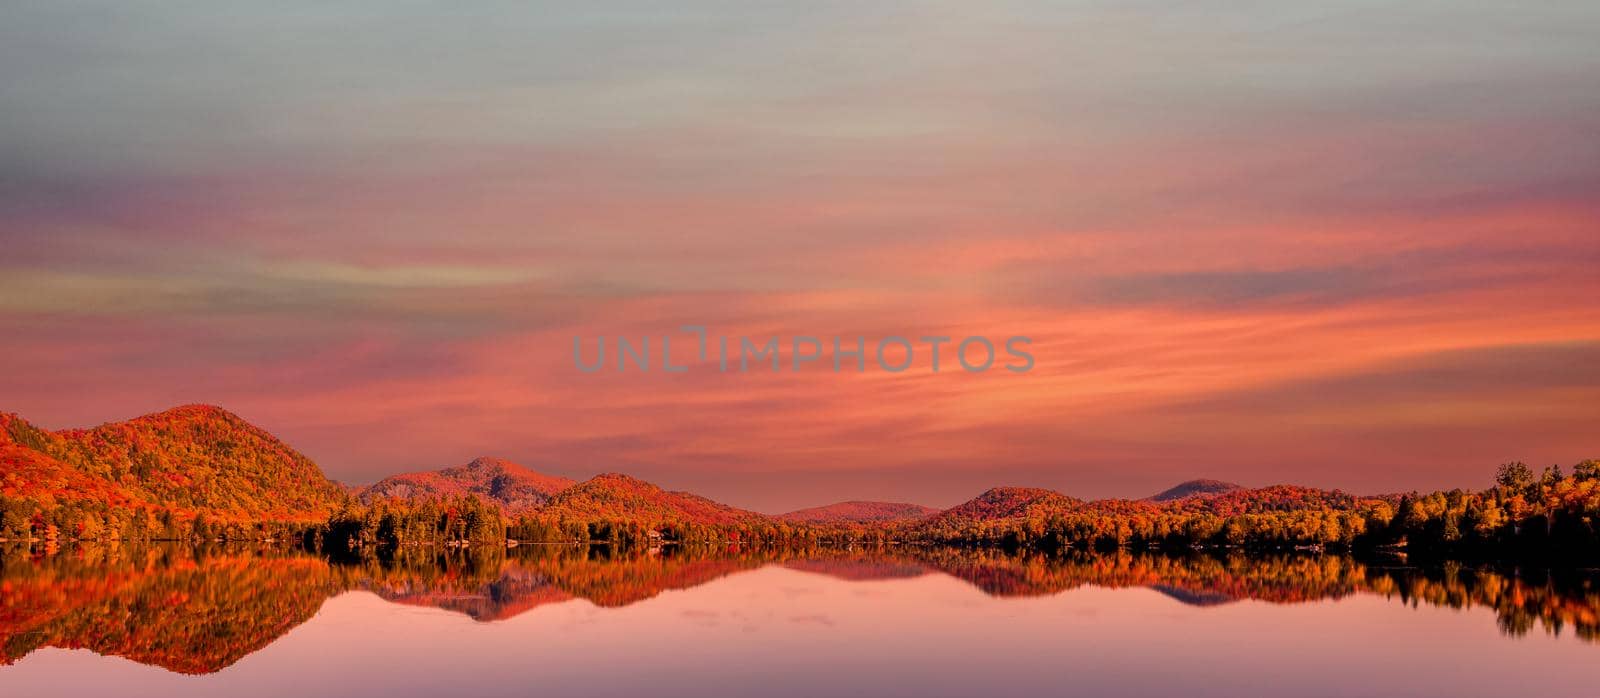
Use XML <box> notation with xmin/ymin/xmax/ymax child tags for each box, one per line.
<box><xmin>1</xmin><ymin>544</ymin><xmax>1595</xmax><ymax>698</ymax></box>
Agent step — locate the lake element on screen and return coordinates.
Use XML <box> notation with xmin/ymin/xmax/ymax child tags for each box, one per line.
<box><xmin>1</xmin><ymin>544</ymin><xmax>1595</xmax><ymax>697</ymax></box>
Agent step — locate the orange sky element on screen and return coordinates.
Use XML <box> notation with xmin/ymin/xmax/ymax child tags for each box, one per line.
<box><xmin>1</xmin><ymin>3</ymin><xmax>1597</xmax><ymax>510</ymax></box>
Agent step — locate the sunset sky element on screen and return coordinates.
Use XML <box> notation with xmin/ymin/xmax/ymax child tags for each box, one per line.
<box><xmin>2</xmin><ymin>2</ymin><xmax>1597</xmax><ymax>511</ymax></box>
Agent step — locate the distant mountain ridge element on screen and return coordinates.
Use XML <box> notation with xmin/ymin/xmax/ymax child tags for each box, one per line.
<box><xmin>1145</xmin><ymin>479</ymin><xmax>1244</xmax><ymax>502</ymax></box>
<box><xmin>361</xmin><ymin>456</ymin><xmax>574</xmax><ymax>514</ymax></box>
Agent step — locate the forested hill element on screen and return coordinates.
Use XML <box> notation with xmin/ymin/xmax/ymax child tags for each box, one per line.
<box><xmin>539</xmin><ymin>473</ymin><xmax>770</xmax><ymax>528</ymax></box>
<box><xmin>1145</xmin><ymin>479</ymin><xmax>1244</xmax><ymax>502</ymax></box>
<box><xmin>2</xmin><ymin>405</ymin><xmax>347</xmax><ymax>536</ymax></box>
<box><xmin>360</xmin><ymin>456</ymin><xmax>575</xmax><ymax>514</ymax></box>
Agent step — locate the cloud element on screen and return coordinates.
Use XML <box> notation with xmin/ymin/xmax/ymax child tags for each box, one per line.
<box><xmin>1001</xmin><ymin>231</ymin><xmax>1598</xmax><ymax>312</ymax></box>
<box><xmin>1167</xmin><ymin>341</ymin><xmax>1600</xmax><ymax>415</ymax></box>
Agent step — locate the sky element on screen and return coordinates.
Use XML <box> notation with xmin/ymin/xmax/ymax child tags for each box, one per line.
<box><xmin>1</xmin><ymin>2</ymin><xmax>1597</xmax><ymax>512</ymax></box>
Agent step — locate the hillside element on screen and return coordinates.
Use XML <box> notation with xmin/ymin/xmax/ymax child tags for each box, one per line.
<box><xmin>537</xmin><ymin>473</ymin><xmax>769</xmax><ymax>527</ymax></box>
<box><xmin>779</xmin><ymin>501</ymin><xmax>939</xmax><ymax>524</ymax></box>
<box><xmin>1162</xmin><ymin>484</ymin><xmax>1370</xmax><ymax>516</ymax></box>
<box><xmin>1</xmin><ymin>421</ymin><xmax>136</xmax><ymax>510</ymax></box>
<box><xmin>921</xmin><ymin>487</ymin><xmax>1083</xmax><ymax>531</ymax></box>
<box><xmin>1</xmin><ymin>405</ymin><xmax>348</xmax><ymax>533</ymax></box>
<box><xmin>361</xmin><ymin>456</ymin><xmax>574</xmax><ymax>514</ymax></box>
<box><xmin>1146</xmin><ymin>479</ymin><xmax>1244</xmax><ymax>502</ymax></box>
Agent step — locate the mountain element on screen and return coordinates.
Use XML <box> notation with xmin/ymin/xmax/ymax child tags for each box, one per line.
<box><xmin>922</xmin><ymin>486</ymin><xmax>1083</xmax><ymax>529</ymax></box>
<box><xmin>361</xmin><ymin>456</ymin><xmax>574</xmax><ymax>514</ymax></box>
<box><xmin>779</xmin><ymin>501</ymin><xmax>939</xmax><ymax>524</ymax></box>
<box><xmin>2</xmin><ymin>405</ymin><xmax>346</xmax><ymax>527</ymax></box>
<box><xmin>1163</xmin><ymin>484</ymin><xmax>1368</xmax><ymax>515</ymax></box>
<box><xmin>538</xmin><ymin>473</ymin><xmax>769</xmax><ymax>527</ymax></box>
<box><xmin>1145</xmin><ymin>479</ymin><xmax>1244</xmax><ymax>502</ymax></box>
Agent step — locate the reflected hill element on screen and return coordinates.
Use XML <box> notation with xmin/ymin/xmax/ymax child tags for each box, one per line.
<box><xmin>0</xmin><ymin>545</ymin><xmax>342</xmax><ymax>674</ymax></box>
<box><xmin>783</xmin><ymin>556</ymin><xmax>932</xmax><ymax>582</ymax></box>
<box><xmin>351</xmin><ymin>545</ymin><xmax>766</xmax><ymax>615</ymax></box>
<box><xmin>2</xmin><ymin>544</ymin><xmax>1596</xmax><ymax>674</ymax></box>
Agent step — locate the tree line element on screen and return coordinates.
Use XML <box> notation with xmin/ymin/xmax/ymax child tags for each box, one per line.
<box><xmin>911</xmin><ymin>460</ymin><xmax>1600</xmax><ymax>561</ymax></box>
<box><xmin>5</xmin><ymin>460</ymin><xmax>1597</xmax><ymax>561</ymax></box>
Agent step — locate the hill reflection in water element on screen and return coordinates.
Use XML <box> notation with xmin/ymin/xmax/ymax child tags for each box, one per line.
<box><xmin>1</xmin><ymin>544</ymin><xmax>1596</xmax><ymax>675</ymax></box>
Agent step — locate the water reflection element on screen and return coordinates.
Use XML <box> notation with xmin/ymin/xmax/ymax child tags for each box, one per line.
<box><xmin>1</xmin><ymin>544</ymin><xmax>1596</xmax><ymax>675</ymax></box>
